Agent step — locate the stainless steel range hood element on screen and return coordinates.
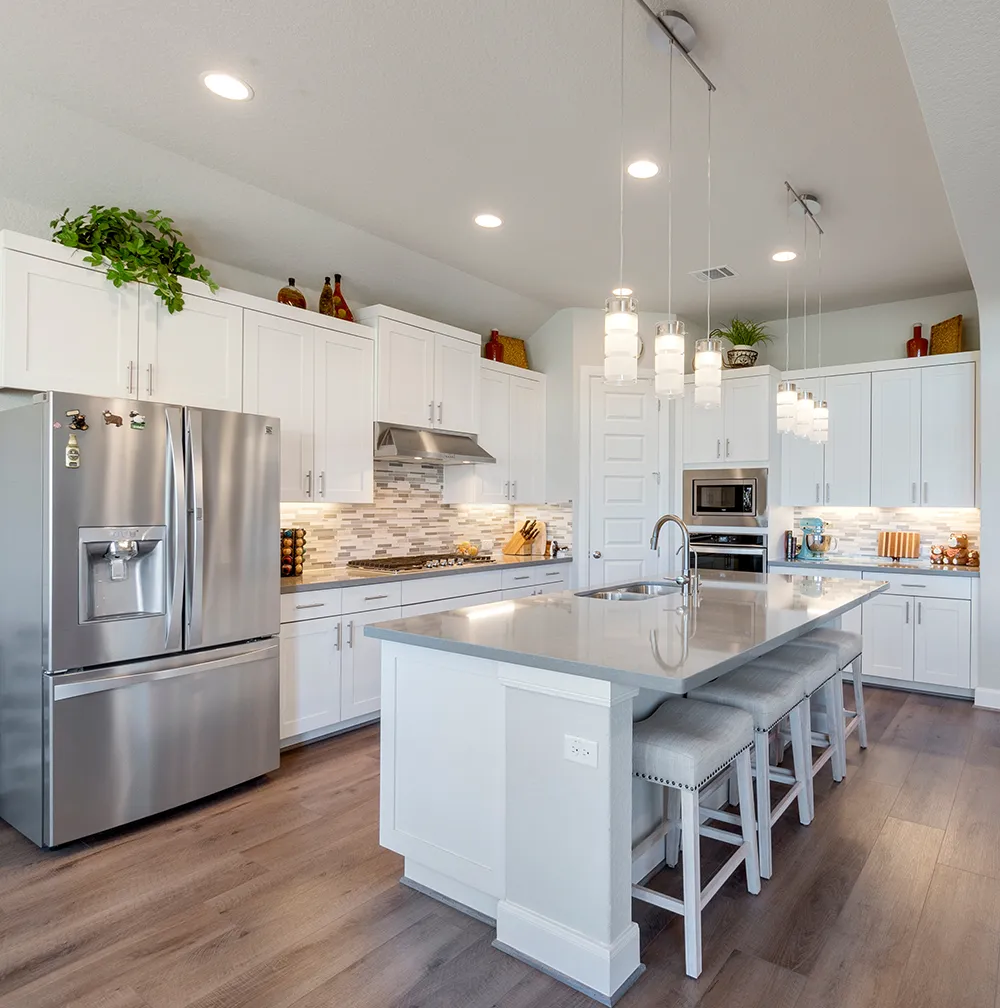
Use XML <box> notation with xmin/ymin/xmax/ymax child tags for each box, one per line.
<box><xmin>374</xmin><ymin>424</ymin><xmax>496</xmax><ymax>465</ymax></box>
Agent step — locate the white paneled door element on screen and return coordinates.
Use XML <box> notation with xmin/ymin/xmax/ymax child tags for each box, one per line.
<box><xmin>434</xmin><ymin>333</ymin><xmax>479</xmax><ymax>433</ymax></box>
<box><xmin>341</xmin><ymin>607</ymin><xmax>402</xmax><ymax>721</ymax></box>
<box><xmin>588</xmin><ymin>376</ymin><xmax>660</xmax><ymax>587</ymax></box>
<box><xmin>723</xmin><ymin>375</ymin><xmax>770</xmax><ymax>464</ymax></box>
<box><xmin>377</xmin><ymin>319</ymin><xmax>436</xmax><ymax>428</ymax></box>
<box><xmin>920</xmin><ymin>362</ymin><xmax>976</xmax><ymax>506</ymax></box>
<box><xmin>508</xmin><ymin>372</ymin><xmax>546</xmax><ymax>503</ymax></box>
<box><xmin>863</xmin><ymin>594</ymin><xmax>914</xmax><ymax>681</ymax></box>
<box><xmin>476</xmin><ymin>368</ymin><xmax>511</xmax><ymax>503</ymax></box>
<box><xmin>824</xmin><ymin>372</ymin><xmax>871</xmax><ymax>505</ymax></box>
<box><xmin>871</xmin><ymin>368</ymin><xmax>921</xmax><ymax>506</ymax></box>
<box><xmin>914</xmin><ymin>597</ymin><xmax>971</xmax><ymax>688</ymax></box>
<box><xmin>682</xmin><ymin>386</ymin><xmax>725</xmax><ymax>466</ymax></box>
<box><xmin>780</xmin><ymin>378</ymin><xmax>824</xmax><ymax>506</ymax></box>
<box><xmin>279</xmin><ymin>618</ymin><xmax>341</xmax><ymax>740</ymax></box>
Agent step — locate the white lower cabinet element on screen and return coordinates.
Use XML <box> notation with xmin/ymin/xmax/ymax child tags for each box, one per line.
<box><xmin>863</xmin><ymin>594</ymin><xmax>915</xmax><ymax>682</ymax></box>
<box><xmin>913</xmin><ymin>596</ymin><xmax>971</xmax><ymax>688</ymax></box>
<box><xmin>279</xmin><ymin>617</ymin><xmax>343</xmax><ymax>739</ymax></box>
<box><xmin>340</xmin><ymin>606</ymin><xmax>402</xmax><ymax>722</ymax></box>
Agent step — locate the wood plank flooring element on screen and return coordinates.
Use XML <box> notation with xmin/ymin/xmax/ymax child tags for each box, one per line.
<box><xmin>1</xmin><ymin>686</ymin><xmax>999</xmax><ymax>1007</ymax></box>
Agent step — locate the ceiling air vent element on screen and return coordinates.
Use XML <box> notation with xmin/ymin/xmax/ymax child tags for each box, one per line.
<box><xmin>689</xmin><ymin>265</ymin><xmax>738</xmax><ymax>282</ymax></box>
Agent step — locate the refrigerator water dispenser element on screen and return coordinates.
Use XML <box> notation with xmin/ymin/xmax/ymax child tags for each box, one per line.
<box><xmin>78</xmin><ymin>526</ymin><xmax>168</xmax><ymax>622</ymax></box>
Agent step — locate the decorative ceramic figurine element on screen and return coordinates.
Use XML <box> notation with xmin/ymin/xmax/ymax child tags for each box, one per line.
<box><xmin>931</xmin><ymin>532</ymin><xmax>973</xmax><ymax>565</ymax></box>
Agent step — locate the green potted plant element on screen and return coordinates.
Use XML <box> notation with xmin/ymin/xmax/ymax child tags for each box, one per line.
<box><xmin>50</xmin><ymin>206</ymin><xmax>218</xmax><ymax>313</ymax></box>
<box><xmin>711</xmin><ymin>317</ymin><xmax>772</xmax><ymax>368</ymax></box>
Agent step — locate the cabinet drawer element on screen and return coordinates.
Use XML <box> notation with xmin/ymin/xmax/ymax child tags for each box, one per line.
<box><xmin>399</xmin><ymin>591</ymin><xmax>504</xmax><ymax>620</ymax></box>
<box><xmin>280</xmin><ymin>588</ymin><xmax>343</xmax><ymax>623</ymax></box>
<box><xmin>501</xmin><ymin>564</ymin><xmax>567</xmax><ymax>589</ymax></box>
<box><xmin>343</xmin><ymin>581</ymin><xmax>403</xmax><ymax>613</ymax></box>
<box><xmin>862</xmin><ymin>571</ymin><xmax>972</xmax><ymax>600</ymax></box>
<box><xmin>400</xmin><ymin>570</ymin><xmax>504</xmax><ymax>605</ymax></box>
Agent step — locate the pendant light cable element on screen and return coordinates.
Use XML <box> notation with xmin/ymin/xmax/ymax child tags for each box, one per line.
<box><xmin>785</xmin><ymin>196</ymin><xmax>791</xmax><ymax>371</ymax></box>
<box><xmin>705</xmin><ymin>88</ymin><xmax>713</xmax><ymax>340</ymax></box>
<box><xmin>618</xmin><ymin>0</ymin><xmax>626</xmax><ymax>292</ymax></box>
<box><xmin>802</xmin><ymin>211</ymin><xmax>808</xmax><ymax>369</ymax></box>
<box><xmin>667</xmin><ymin>43</ymin><xmax>673</xmax><ymax>317</ymax></box>
<box><xmin>817</xmin><ymin>230</ymin><xmax>823</xmax><ymax>369</ymax></box>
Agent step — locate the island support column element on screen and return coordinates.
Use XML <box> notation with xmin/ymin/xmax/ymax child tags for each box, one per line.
<box><xmin>494</xmin><ymin>663</ymin><xmax>643</xmax><ymax>1005</ymax></box>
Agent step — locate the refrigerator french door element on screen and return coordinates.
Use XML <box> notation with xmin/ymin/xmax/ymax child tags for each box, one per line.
<box><xmin>0</xmin><ymin>391</ymin><xmax>280</xmax><ymax>847</ymax></box>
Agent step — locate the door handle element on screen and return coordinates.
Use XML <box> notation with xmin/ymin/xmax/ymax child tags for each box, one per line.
<box><xmin>334</xmin><ymin>622</ymin><xmax>342</xmax><ymax>651</ymax></box>
<box><xmin>347</xmin><ymin>620</ymin><xmax>355</xmax><ymax>648</ymax></box>
<box><xmin>923</xmin><ymin>481</ymin><xmax>929</xmax><ymax>504</ymax></box>
<box><xmin>911</xmin><ymin>482</ymin><xmax>917</xmax><ymax>504</ymax></box>
<box><xmin>815</xmin><ymin>482</ymin><xmax>820</xmax><ymax>504</ymax></box>
<box><xmin>825</xmin><ymin>482</ymin><xmax>831</xmax><ymax>503</ymax></box>
<box><xmin>511</xmin><ymin>480</ymin><xmax>517</xmax><ymax>499</ymax></box>
<box><xmin>726</xmin><ymin>438</ymin><xmax>731</xmax><ymax>457</ymax></box>
<box><xmin>364</xmin><ymin>594</ymin><xmax>389</xmax><ymax>601</ymax></box>
<box><xmin>917</xmin><ymin>601</ymin><xmax>922</xmax><ymax>625</ymax></box>
<box><xmin>126</xmin><ymin>360</ymin><xmax>134</xmax><ymax>395</ymax></box>
<box><xmin>146</xmin><ymin>363</ymin><xmax>153</xmax><ymax>397</ymax></box>
<box><xmin>504</xmin><ymin>481</ymin><xmax>510</xmax><ymax>499</ymax></box>
<box><xmin>545</xmin><ymin>571</ymin><xmax>562</xmax><ymax>576</ymax></box>
<box><xmin>592</xmin><ymin>550</ymin><xmax>602</xmax><ymax>558</ymax></box>
<box><xmin>295</xmin><ymin>602</ymin><xmax>326</xmax><ymax>610</ymax></box>
<box><xmin>905</xmin><ymin>601</ymin><xmax>910</xmax><ymax>624</ymax></box>
<box><xmin>513</xmin><ymin>575</ymin><xmax>530</xmax><ymax>581</ymax></box>
<box><xmin>305</xmin><ymin>470</ymin><xmax>312</xmax><ymax>498</ymax></box>
<box><xmin>438</xmin><ymin>402</ymin><xmax>443</xmax><ymax>425</ymax></box>
<box><xmin>319</xmin><ymin>471</ymin><xmax>325</xmax><ymax>498</ymax></box>
<box><xmin>429</xmin><ymin>401</ymin><xmax>435</xmax><ymax>425</ymax></box>
<box><xmin>716</xmin><ymin>439</ymin><xmax>721</xmax><ymax>459</ymax></box>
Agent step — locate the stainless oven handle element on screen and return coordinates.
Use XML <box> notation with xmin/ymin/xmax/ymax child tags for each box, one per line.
<box><xmin>690</xmin><ymin>545</ymin><xmax>769</xmax><ymax>556</ymax></box>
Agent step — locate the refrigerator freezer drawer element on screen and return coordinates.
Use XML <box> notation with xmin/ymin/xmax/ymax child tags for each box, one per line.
<box><xmin>45</xmin><ymin>641</ymin><xmax>279</xmax><ymax>846</ymax></box>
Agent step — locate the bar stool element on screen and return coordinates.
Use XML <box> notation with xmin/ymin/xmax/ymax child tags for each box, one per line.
<box><xmin>752</xmin><ymin>642</ymin><xmax>843</xmax><ymax>821</ymax></box>
<box><xmin>689</xmin><ymin>661</ymin><xmax>815</xmax><ymax>880</ymax></box>
<box><xmin>798</xmin><ymin>628</ymin><xmax>867</xmax><ymax>748</ymax></box>
<box><xmin>632</xmin><ymin>698</ymin><xmax>761</xmax><ymax>978</ymax></box>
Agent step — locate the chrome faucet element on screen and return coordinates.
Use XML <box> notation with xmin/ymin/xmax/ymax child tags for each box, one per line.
<box><xmin>650</xmin><ymin>513</ymin><xmax>695</xmax><ymax>592</ymax></box>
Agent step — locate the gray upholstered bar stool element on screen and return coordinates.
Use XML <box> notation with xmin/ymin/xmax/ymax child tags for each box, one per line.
<box><xmin>797</xmin><ymin>628</ymin><xmax>867</xmax><ymax>749</ymax></box>
<box><xmin>751</xmin><ymin>642</ymin><xmax>843</xmax><ymax>822</ymax></box>
<box><xmin>689</xmin><ymin>662</ymin><xmax>814</xmax><ymax>880</ymax></box>
<box><xmin>632</xmin><ymin>698</ymin><xmax>761</xmax><ymax>979</ymax></box>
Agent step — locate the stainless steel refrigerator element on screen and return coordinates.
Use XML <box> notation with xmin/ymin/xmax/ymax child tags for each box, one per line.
<box><xmin>0</xmin><ymin>391</ymin><xmax>280</xmax><ymax>847</ymax></box>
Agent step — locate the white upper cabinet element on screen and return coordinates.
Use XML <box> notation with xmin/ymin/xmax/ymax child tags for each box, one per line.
<box><xmin>314</xmin><ymin>329</ymin><xmax>375</xmax><ymax>504</ymax></box>
<box><xmin>361</xmin><ymin>306</ymin><xmax>481</xmax><ymax>435</ymax></box>
<box><xmin>473</xmin><ymin>366</ymin><xmax>511</xmax><ymax>504</ymax></box>
<box><xmin>137</xmin><ymin>287</ymin><xmax>243</xmax><ymax>410</ymax></box>
<box><xmin>508</xmin><ymin>371</ymin><xmax>547</xmax><ymax>503</ymax></box>
<box><xmin>684</xmin><ymin>372</ymin><xmax>770</xmax><ymax>467</ymax></box>
<box><xmin>823</xmin><ymin>372</ymin><xmax>871</xmax><ymax>505</ymax></box>
<box><xmin>1</xmin><ymin>248</ymin><xmax>138</xmax><ymax>398</ymax></box>
<box><xmin>920</xmin><ymin>362</ymin><xmax>976</xmax><ymax>506</ymax></box>
<box><xmin>871</xmin><ymin>368</ymin><xmax>922</xmax><ymax>506</ymax></box>
<box><xmin>780</xmin><ymin>378</ymin><xmax>824</xmax><ymax>506</ymax></box>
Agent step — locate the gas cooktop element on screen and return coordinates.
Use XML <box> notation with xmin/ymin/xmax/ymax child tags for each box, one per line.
<box><xmin>346</xmin><ymin>553</ymin><xmax>495</xmax><ymax>573</ymax></box>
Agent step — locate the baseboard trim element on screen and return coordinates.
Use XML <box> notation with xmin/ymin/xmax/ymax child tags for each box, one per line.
<box><xmin>402</xmin><ymin>860</ymin><xmax>498</xmax><ymax>923</ymax></box>
<box><xmin>975</xmin><ymin>687</ymin><xmax>1000</xmax><ymax>711</ymax></box>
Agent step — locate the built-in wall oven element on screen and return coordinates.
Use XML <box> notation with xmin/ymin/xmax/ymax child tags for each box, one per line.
<box><xmin>690</xmin><ymin>533</ymin><xmax>768</xmax><ymax>575</ymax></box>
<box><xmin>684</xmin><ymin>468</ymin><xmax>767</xmax><ymax>528</ymax></box>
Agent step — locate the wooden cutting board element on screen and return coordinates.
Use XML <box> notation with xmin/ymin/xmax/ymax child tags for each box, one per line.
<box><xmin>877</xmin><ymin>530</ymin><xmax>921</xmax><ymax>560</ymax></box>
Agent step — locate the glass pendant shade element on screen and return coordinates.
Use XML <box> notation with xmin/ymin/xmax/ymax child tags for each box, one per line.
<box><xmin>605</xmin><ymin>353</ymin><xmax>639</xmax><ymax>383</ymax></box>
<box><xmin>692</xmin><ymin>337</ymin><xmax>723</xmax><ymax>409</ymax></box>
<box><xmin>654</xmin><ymin>318</ymin><xmax>686</xmax><ymax>399</ymax></box>
<box><xmin>776</xmin><ymin>380</ymin><xmax>797</xmax><ymax>434</ymax></box>
<box><xmin>794</xmin><ymin>391</ymin><xmax>815</xmax><ymax>438</ymax></box>
<box><xmin>811</xmin><ymin>400</ymin><xmax>829</xmax><ymax>443</ymax></box>
<box><xmin>655</xmin><ymin>369</ymin><xmax>684</xmax><ymax>398</ymax></box>
<box><xmin>604</xmin><ymin>294</ymin><xmax>640</xmax><ymax>385</ymax></box>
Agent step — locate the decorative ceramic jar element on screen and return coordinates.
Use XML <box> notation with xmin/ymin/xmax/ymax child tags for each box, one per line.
<box><xmin>726</xmin><ymin>347</ymin><xmax>758</xmax><ymax>368</ymax></box>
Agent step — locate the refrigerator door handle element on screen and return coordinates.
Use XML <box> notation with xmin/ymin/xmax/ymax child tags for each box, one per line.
<box><xmin>164</xmin><ymin>406</ymin><xmax>186</xmax><ymax>652</ymax></box>
<box><xmin>186</xmin><ymin>409</ymin><xmax>206</xmax><ymax>647</ymax></box>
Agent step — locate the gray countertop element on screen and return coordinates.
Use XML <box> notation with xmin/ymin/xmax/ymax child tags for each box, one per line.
<box><xmin>365</xmin><ymin>571</ymin><xmax>888</xmax><ymax>693</ymax></box>
<box><xmin>280</xmin><ymin>553</ymin><xmax>572</xmax><ymax>593</ymax></box>
<box><xmin>770</xmin><ymin>556</ymin><xmax>979</xmax><ymax>578</ymax></box>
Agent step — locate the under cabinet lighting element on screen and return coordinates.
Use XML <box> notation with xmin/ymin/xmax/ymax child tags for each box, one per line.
<box><xmin>201</xmin><ymin>72</ymin><xmax>254</xmax><ymax>101</ymax></box>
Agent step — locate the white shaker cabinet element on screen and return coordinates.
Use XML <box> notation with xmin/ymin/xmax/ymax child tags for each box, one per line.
<box><xmin>137</xmin><ymin>287</ymin><xmax>243</xmax><ymax>411</ymax></box>
<box><xmin>920</xmin><ymin>362</ymin><xmax>976</xmax><ymax>506</ymax></box>
<box><xmin>508</xmin><ymin>371</ymin><xmax>547</xmax><ymax>502</ymax></box>
<box><xmin>780</xmin><ymin>379</ymin><xmax>825</xmax><ymax>506</ymax></box>
<box><xmin>472</xmin><ymin>366</ymin><xmax>511</xmax><ymax>504</ymax></box>
<box><xmin>823</xmin><ymin>372</ymin><xmax>871</xmax><ymax>505</ymax></box>
<box><xmin>435</xmin><ymin>334</ymin><xmax>480</xmax><ymax>434</ymax></box>
<box><xmin>863</xmin><ymin>593</ymin><xmax>915</xmax><ymax>682</ymax></box>
<box><xmin>375</xmin><ymin>317</ymin><xmax>437</xmax><ymax>428</ymax></box>
<box><xmin>1</xmin><ymin>249</ymin><xmax>138</xmax><ymax>398</ymax></box>
<box><xmin>340</xmin><ymin>606</ymin><xmax>402</xmax><ymax>722</ymax></box>
<box><xmin>683</xmin><ymin>388</ymin><xmax>725</xmax><ymax>465</ymax></box>
<box><xmin>871</xmin><ymin>369</ymin><xmax>922</xmax><ymax>506</ymax></box>
<box><xmin>722</xmin><ymin>375</ymin><xmax>770</xmax><ymax>464</ymax></box>
<box><xmin>913</xmin><ymin>596</ymin><xmax>972</xmax><ymax>688</ymax></box>
<box><xmin>279</xmin><ymin>617</ymin><xmax>342</xmax><ymax>739</ymax></box>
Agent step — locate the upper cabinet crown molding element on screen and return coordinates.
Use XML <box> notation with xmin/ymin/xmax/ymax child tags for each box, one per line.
<box><xmin>783</xmin><ymin>350</ymin><xmax>979</xmax><ymax>381</ymax></box>
<box><xmin>357</xmin><ymin>303</ymin><xmax>480</xmax><ymax>347</ymax></box>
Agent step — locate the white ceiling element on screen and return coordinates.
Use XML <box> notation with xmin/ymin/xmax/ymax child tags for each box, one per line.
<box><xmin>0</xmin><ymin>0</ymin><xmax>972</xmax><ymax>334</ymax></box>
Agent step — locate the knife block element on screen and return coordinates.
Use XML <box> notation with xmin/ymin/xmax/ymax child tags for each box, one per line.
<box><xmin>502</xmin><ymin>521</ymin><xmax>546</xmax><ymax>557</ymax></box>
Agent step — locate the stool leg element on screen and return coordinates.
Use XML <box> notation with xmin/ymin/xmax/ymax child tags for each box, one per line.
<box><xmin>824</xmin><ymin>678</ymin><xmax>847</xmax><ymax>782</ymax></box>
<box><xmin>734</xmin><ymin>749</ymin><xmax>761</xmax><ymax>895</ymax></box>
<box><xmin>788</xmin><ymin>700</ymin><xmax>812</xmax><ymax>825</ymax></box>
<box><xmin>800</xmin><ymin>696</ymin><xmax>816</xmax><ymax>821</ymax></box>
<box><xmin>851</xmin><ymin>658</ymin><xmax>868</xmax><ymax>749</ymax></box>
<box><xmin>665</xmin><ymin>787</ymin><xmax>681</xmax><ymax>868</ymax></box>
<box><xmin>728</xmin><ymin>768</ymin><xmax>740</xmax><ymax>807</ymax></box>
<box><xmin>753</xmin><ymin>728</ymin><xmax>773</xmax><ymax>880</ymax></box>
<box><xmin>680</xmin><ymin>787</ymin><xmax>703</xmax><ymax>978</ymax></box>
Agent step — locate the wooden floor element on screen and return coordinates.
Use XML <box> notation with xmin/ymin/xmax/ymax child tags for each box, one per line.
<box><xmin>3</xmin><ymin>686</ymin><xmax>1000</xmax><ymax>1007</ymax></box>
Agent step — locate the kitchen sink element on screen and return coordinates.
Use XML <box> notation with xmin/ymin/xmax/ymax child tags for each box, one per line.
<box><xmin>577</xmin><ymin>581</ymin><xmax>682</xmax><ymax>601</ymax></box>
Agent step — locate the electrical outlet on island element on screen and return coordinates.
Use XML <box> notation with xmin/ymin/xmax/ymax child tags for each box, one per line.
<box><xmin>564</xmin><ymin>734</ymin><xmax>599</xmax><ymax>767</ymax></box>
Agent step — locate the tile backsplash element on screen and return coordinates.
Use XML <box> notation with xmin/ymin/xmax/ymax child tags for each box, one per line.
<box><xmin>790</xmin><ymin>507</ymin><xmax>980</xmax><ymax>558</ymax></box>
<box><xmin>280</xmin><ymin>461</ymin><xmax>573</xmax><ymax>569</ymax></box>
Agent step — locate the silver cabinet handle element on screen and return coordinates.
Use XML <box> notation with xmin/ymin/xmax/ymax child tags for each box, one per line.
<box><xmin>923</xmin><ymin>481</ymin><xmax>929</xmax><ymax>504</ymax></box>
<box><xmin>513</xmin><ymin>575</ymin><xmax>530</xmax><ymax>581</ymax></box>
<box><xmin>364</xmin><ymin>594</ymin><xmax>388</xmax><ymax>601</ymax></box>
<box><xmin>592</xmin><ymin>550</ymin><xmax>602</xmax><ymax>558</ymax></box>
<box><xmin>504</xmin><ymin>481</ymin><xmax>510</xmax><ymax>499</ymax></box>
<box><xmin>347</xmin><ymin>619</ymin><xmax>354</xmax><ymax>648</ymax></box>
<box><xmin>334</xmin><ymin>622</ymin><xmax>341</xmax><ymax>651</ymax></box>
<box><xmin>305</xmin><ymin>470</ymin><xmax>312</xmax><ymax>498</ymax></box>
<box><xmin>716</xmin><ymin>439</ymin><xmax>721</xmax><ymax>459</ymax></box>
<box><xmin>319</xmin><ymin>471</ymin><xmax>325</xmax><ymax>498</ymax></box>
<box><xmin>815</xmin><ymin>482</ymin><xmax>820</xmax><ymax>504</ymax></box>
<box><xmin>726</xmin><ymin>438</ymin><xmax>731</xmax><ymax>457</ymax></box>
<box><xmin>511</xmin><ymin>480</ymin><xmax>517</xmax><ymax>499</ymax></box>
<box><xmin>429</xmin><ymin>401</ymin><xmax>435</xmax><ymax>425</ymax></box>
<box><xmin>146</xmin><ymin>363</ymin><xmax>153</xmax><ymax>396</ymax></box>
<box><xmin>438</xmin><ymin>402</ymin><xmax>443</xmax><ymax>424</ymax></box>
<box><xmin>911</xmin><ymin>482</ymin><xmax>917</xmax><ymax>504</ymax></box>
<box><xmin>545</xmin><ymin>571</ymin><xmax>562</xmax><ymax>576</ymax></box>
<box><xmin>900</xmin><ymin>583</ymin><xmax>926</xmax><ymax>589</ymax></box>
<box><xmin>126</xmin><ymin>360</ymin><xmax>134</xmax><ymax>395</ymax></box>
<box><xmin>825</xmin><ymin>482</ymin><xmax>831</xmax><ymax>504</ymax></box>
<box><xmin>905</xmin><ymin>601</ymin><xmax>910</xmax><ymax>624</ymax></box>
<box><xmin>295</xmin><ymin>602</ymin><xmax>325</xmax><ymax>609</ymax></box>
<box><xmin>917</xmin><ymin>601</ymin><xmax>922</xmax><ymax>625</ymax></box>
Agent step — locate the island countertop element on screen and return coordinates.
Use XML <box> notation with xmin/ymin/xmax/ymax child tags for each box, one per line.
<box><xmin>366</xmin><ymin>571</ymin><xmax>888</xmax><ymax>693</ymax></box>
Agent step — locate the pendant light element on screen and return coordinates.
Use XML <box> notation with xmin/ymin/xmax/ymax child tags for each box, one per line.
<box><xmin>810</xmin><ymin>229</ymin><xmax>829</xmax><ymax>443</ymax></box>
<box><xmin>692</xmin><ymin>90</ymin><xmax>721</xmax><ymax>408</ymax></box>
<box><xmin>794</xmin><ymin>200</ymin><xmax>815</xmax><ymax>437</ymax></box>
<box><xmin>776</xmin><ymin>195</ymin><xmax>796</xmax><ymax>432</ymax></box>
<box><xmin>654</xmin><ymin>46</ymin><xmax>686</xmax><ymax>398</ymax></box>
<box><xmin>604</xmin><ymin>0</ymin><xmax>640</xmax><ymax>385</ymax></box>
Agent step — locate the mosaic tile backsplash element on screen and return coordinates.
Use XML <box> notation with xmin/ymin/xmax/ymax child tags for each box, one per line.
<box><xmin>280</xmin><ymin>461</ymin><xmax>573</xmax><ymax>570</ymax></box>
<box><xmin>790</xmin><ymin>507</ymin><xmax>980</xmax><ymax>558</ymax></box>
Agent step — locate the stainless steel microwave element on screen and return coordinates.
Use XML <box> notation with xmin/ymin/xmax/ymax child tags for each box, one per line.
<box><xmin>684</xmin><ymin>468</ymin><xmax>767</xmax><ymax>528</ymax></box>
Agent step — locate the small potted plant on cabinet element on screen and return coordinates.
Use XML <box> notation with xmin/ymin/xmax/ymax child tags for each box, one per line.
<box><xmin>711</xmin><ymin>317</ymin><xmax>772</xmax><ymax>367</ymax></box>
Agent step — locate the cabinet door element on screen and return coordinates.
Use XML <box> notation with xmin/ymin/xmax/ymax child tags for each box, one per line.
<box><xmin>871</xmin><ymin>369</ymin><xmax>921</xmax><ymax>507</ymax></box>
<box><xmin>920</xmin><ymin>363</ymin><xmax>976</xmax><ymax>506</ymax></box>
<box><xmin>341</xmin><ymin>606</ymin><xmax>401</xmax><ymax>721</ymax></box>
<box><xmin>138</xmin><ymin>287</ymin><xmax>243</xmax><ymax>410</ymax></box>
<box><xmin>683</xmin><ymin>385</ymin><xmax>725</xmax><ymax>465</ymax></box>
<box><xmin>502</xmin><ymin>585</ymin><xmax>543</xmax><ymax>600</ymax></box>
<box><xmin>722</xmin><ymin>375</ymin><xmax>770</xmax><ymax>464</ymax></box>
<box><xmin>314</xmin><ymin>330</ymin><xmax>375</xmax><ymax>503</ymax></box>
<box><xmin>508</xmin><ymin>373</ymin><xmax>547</xmax><ymax>503</ymax></box>
<box><xmin>780</xmin><ymin>378</ymin><xmax>825</xmax><ymax>506</ymax></box>
<box><xmin>913</xmin><ymin>597</ymin><xmax>971</xmax><ymax>688</ymax></box>
<box><xmin>243</xmin><ymin>310</ymin><xmax>315</xmax><ymax>502</ymax></box>
<box><xmin>435</xmin><ymin>333</ymin><xmax>480</xmax><ymax>434</ymax></box>
<box><xmin>862</xmin><ymin>594</ymin><xmax>915</xmax><ymax>681</ymax></box>
<box><xmin>476</xmin><ymin>368</ymin><xmax>510</xmax><ymax>503</ymax></box>
<box><xmin>279</xmin><ymin>618</ymin><xmax>341</xmax><ymax>740</ymax></box>
<box><xmin>377</xmin><ymin>319</ymin><xmax>435</xmax><ymax>427</ymax></box>
<box><xmin>1</xmin><ymin>250</ymin><xmax>138</xmax><ymax>397</ymax></box>
<box><xmin>824</xmin><ymin>372</ymin><xmax>871</xmax><ymax>505</ymax></box>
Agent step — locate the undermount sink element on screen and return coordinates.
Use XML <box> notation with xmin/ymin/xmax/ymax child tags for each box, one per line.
<box><xmin>578</xmin><ymin>581</ymin><xmax>682</xmax><ymax>601</ymax></box>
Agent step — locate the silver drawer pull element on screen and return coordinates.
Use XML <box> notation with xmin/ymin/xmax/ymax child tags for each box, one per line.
<box><xmin>900</xmin><ymin>583</ymin><xmax>926</xmax><ymax>589</ymax></box>
<box><xmin>364</xmin><ymin>594</ymin><xmax>389</xmax><ymax>601</ymax></box>
<box><xmin>513</xmin><ymin>575</ymin><xmax>530</xmax><ymax>581</ymax></box>
<box><xmin>545</xmin><ymin>571</ymin><xmax>562</xmax><ymax>576</ymax></box>
<box><xmin>295</xmin><ymin>602</ymin><xmax>325</xmax><ymax>609</ymax></box>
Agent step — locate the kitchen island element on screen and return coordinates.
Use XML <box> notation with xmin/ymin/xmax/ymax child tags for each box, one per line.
<box><xmin>366</xmin><ymin>571</ymin><xmax>887</xmax><ymax>1004</ymax></box>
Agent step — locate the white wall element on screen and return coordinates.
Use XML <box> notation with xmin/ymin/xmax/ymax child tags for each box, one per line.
<box><xmin>761</xmin><ymin>289</ymin><xmax>978</xmax><ymax>371</ymax></box>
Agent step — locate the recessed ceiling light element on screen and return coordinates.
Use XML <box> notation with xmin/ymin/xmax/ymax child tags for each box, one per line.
<box><xmin>202</xmin><ymin>72</ymin><xmax>254</xmax><ymax>101</ymax></box>
<box><xmin>474</xmin><ymin>213</ymin><xmax>503</xmax><ymax>228</ymax></box>
<box><xmin>627</xmin><ymin>160</ymin><xmax>659</xmax><ymax>179</ymax></box>
<box><xmin>612</xmin><ymin>286</ymin><xmax>633</xmax><ymax>296</ymax></box>
<box><xmin>772</xmin><ymin>250</ymin><xmax>797</xmax><ymax>262</ymax></box>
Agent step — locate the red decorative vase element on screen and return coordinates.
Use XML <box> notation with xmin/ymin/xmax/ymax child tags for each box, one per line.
<box><xmin>484</xmin><ymin>329</ymin><xmax>504</xmax><ymax>362</ymax></box>
<box><xmin>906</xmin><ymin>322</ymin><xmax>929</xmax><ymax>358</ymax></box>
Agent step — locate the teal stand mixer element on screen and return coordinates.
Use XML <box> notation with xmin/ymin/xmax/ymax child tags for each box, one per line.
<box><xmin>797</xmin><ymin>517</ymin><xmax>838</xmax><ymax>559</ymax></box>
